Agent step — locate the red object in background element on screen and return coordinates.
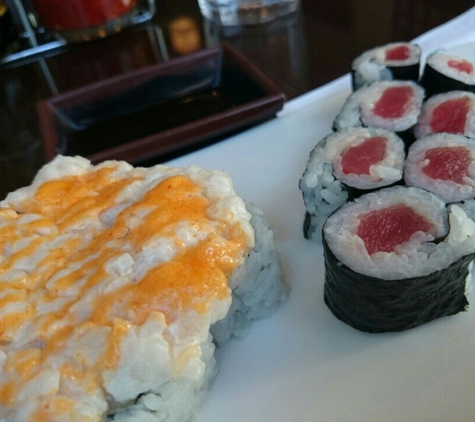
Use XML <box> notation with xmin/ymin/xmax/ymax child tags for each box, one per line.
<box><xmin>30</xmin><ymin>0</ymin><xmax>138</xmax><ymax>31</ymax></box>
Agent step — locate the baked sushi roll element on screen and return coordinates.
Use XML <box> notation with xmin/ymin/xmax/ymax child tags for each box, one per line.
<box><xmin>0</xmin><ymin>155</ymin><xmax>287</xmax><ymax>422</ymax></box>
<box><xmin>414</xmin><ymin>91</ymin><xmax>475</xmax><ymax>139</ymax></box>
<box><xmin>420</xmin><ymin>51</ymin><xmax>475</xmax><ymax>97</ymax></box>
<box><xmin>210</xmin><ymin>200</ymin><xmax>287</xmax><ymax>345</ymax></box>
<box><xmin>299</xmin><ymin>128</ymin><xmax>405</xmax><ymax>241</ymax></box>
<box><xmin>333</xmin><ymin>80</ymin><xmax>425</xmax><ymax>147</ymax></box>
<box><xmin>404</xmin><ymin>133</ymin><xmax>475</xmax><ymax>203</ymax></box>
<box><xmin>351</xmin><ymin>42</ymin><xmax>421</xmax><ymax>90</ymax></box>
<box><xmin>323</xmin><ymin>186</ymin><xmax>475</xmax><ymax>333</ymax></box>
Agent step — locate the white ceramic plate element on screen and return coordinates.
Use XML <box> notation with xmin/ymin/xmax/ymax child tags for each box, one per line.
<box><xmin>167</xmin><ymin>42</ymin><xmax>475</xmax><ymax>422</ymax></box>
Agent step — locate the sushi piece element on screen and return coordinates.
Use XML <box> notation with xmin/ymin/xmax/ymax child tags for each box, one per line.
<box><xmin>420</xmin><ymin>51</ymin><xmax>475</xmax><ymax>97</ymax></box>
<box><xmin>351</xmin><ymin>42</ymin><xmax>421</xmax><ymax>90</ymax></box>
<box><xmin>210</xmin><ymin>200</ymin><xmax>287</xmax><ymax>345</ymax></box>
<box><xmin>333</xmin><ymin>80</ymin><xmax>425</xmax><ymax>147</ymax></box>
<box><xmin>323</xmin><ymin>186</ymin><xmax>475</xmax><ymax>333</ymax></box>
<box><xmin>404</xmin><ymin>133</ymin><xmax>475</xmax><ymax>203</ymax></box>
<box><xmin>0</xmin><ymin>155</ymin><xmax>287</xmax><ymax>422</ymax></box>
<box><xmin>299</xmin><ymin>128</ymin><xmax>405</xmax><ymax>241</ymax></box>
<box><xmin>413</xmin><ymin>91</ymin><xmax>475</xmax><ymax>139</ymax></box>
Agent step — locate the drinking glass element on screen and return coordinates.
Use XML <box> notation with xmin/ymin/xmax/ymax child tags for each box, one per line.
<box><xmin>197</xmin><ymin>0</ymin><xmax>299</xmax><ymax>26</ymax></box>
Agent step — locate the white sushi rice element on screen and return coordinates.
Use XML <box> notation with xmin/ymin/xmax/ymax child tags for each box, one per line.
<box><xmin>334</xmin><ymin>80</ymin><xmax>424</xmax><ymax>133</ymax></box>
<box><xmin>447</xmin><ymin>201</ymin><xmax>475</xmax><ymax>296</ymax></box>
<box><xmin>0</xmin><ymin>155</ymin><xmax>287</xmax><ymax>422</ymax></box>
<box><xmin>413</xmin><ymin>91</ymin><xmax>475</xmax><ymax>139</ymax></box>
<box><xmin>299</xmin><ymin>134</ymin><xmax>349</xmax><ymax>242</ymax></box>
<box><xmin>404</xmin><ymin>133</ymin><xmax>475</xmax><ymax>203</ymax></box>
<box><xmin>324</xmin><ymin>186</ymin><xmax>475</xmax><ymax>280</ymax></box>
<box><xmin>426</xmin><ymin>52</ymin><xmax>475</xmax><ymax>85</ymax></box>
<box><xmin>352</xmin><ymin>42</ymin><xmax>421</xmax><ymax>89</ymax></box>
<box><xmin>210</xmin><ymin>201</ymin><xmax>288</xmax><ymax>346</ymax></box>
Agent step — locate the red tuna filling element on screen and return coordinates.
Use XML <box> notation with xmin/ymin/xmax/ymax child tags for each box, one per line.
<box><xmin>357</xmin><ymin>204</ymin><xmax>434</xmax><ymax>255</ymax></box>
<box><xmin>373</xmin><ymin>86</ymin><xmax>413</xmax><ymax>119</ymax></box>
<box><xmin>447</xmin><ymin>59</ymin><xmax>474</xmax><ymax>75</ymax></box>
<box><xmin>385</xmin><ymin>45</ymin><xmax>410</xmax><ymax>61</ymax></box>
<box><xmin>429</xmin><ymin>97</ymin><xmax>470</xmax><ymax>134</ymax></box>
<box><xmin>341</xmin><ymin>136</ymin><xmax>387</xmax><ymax>175</ymax></box>
<box><xmin>423</xmin><ymin>146</ymin><xmax>471</xmax><ymax>184</ymax></box>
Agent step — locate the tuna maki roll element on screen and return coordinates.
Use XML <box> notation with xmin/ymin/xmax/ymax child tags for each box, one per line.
<box><xmin>404</xmin><ymin>133</ymin><xmax>475</xmax><ymax>203</ymax></box>
<box><xmin>323</xmin><ymin>186</ymin><xmax>475</xmax><ymax>333</ymax></box>
<box><xmin>333</xmin><ymin>80</ymin><xmax>425</xmax><ymax>147</ymax></box>
<box><xmin>352</xmin><ymin>42</ymin><xmax>421</xmax><ymax>90</ymax></box>
<box><xmin>420</xmin><ymin>51</ymin><xmax>475</xmax><ymax>97</ymax></box>
<box><xmin>299</xmin><ymin>128</ymin><xmax>405</xmax><ymax>241</ymax></box>
<box><xmin>414</xmin><ymin>91</ymin><xmax>475</xmax><ymax>139</ymax></box>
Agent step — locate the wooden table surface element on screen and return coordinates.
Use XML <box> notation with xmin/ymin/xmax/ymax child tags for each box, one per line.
<box><xmin>0</xmin><ymin>0</ymin><xmax>473</xmax><ymax>197</ymax></box>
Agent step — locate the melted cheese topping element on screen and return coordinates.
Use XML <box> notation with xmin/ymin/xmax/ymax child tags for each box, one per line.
<box><xmin>0</xmin><ymin>156</ymin><xmax>252</xmax><ymax>422</ymax></box>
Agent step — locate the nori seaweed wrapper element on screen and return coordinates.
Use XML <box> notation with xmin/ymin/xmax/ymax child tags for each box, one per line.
<box><xmin>420</xmin><ymin>64</ymin><xmax>475</xmax><ymax>98</ymax></box>
<box><xmin>351</xmin><ymin>64</ymin><xmax>420</xmax><ymax>92</ymax></box>
<box><xmin>388</xmin><ymin>63</ymin><xmax>420</xmax><ymax>84</ymax></box>
<box><xmin>303</xmin><ymin>211</ymin><xmax>313</xmax><ymax>239</ymax></box>
<box><xmin>350</xmin><ymin>69</ymin><xmax>364</xmax><ymax>91</ymax></box>
<box><xmin>341</xmin><ymin>179</ymin><xmax>405</xmax><ymax>202</ymax></box>
<box><xmin>323</xmin><ymin>235</ymin><xmax>473</xmax><ymax>333</ymax></box>
<box><xmin>396</xmin><ymin>126</ymin><xmax>417</xmax><ymax>150</ymax></box>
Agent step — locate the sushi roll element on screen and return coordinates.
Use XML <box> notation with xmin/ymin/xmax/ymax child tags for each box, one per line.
<box><xmin>299</xmin><ymin>128</ymin><xmax>405</xmax><ymax>241</ymax></box>
<box><xmin>333</xmin><ymin>80</ymin><xmax>425</xmax><ymax>147</ymax></box>
<box><xmin>0</xmin><ymin>155</ymin><xmax>287</xmax><ymax>422</ymax></box>
<box><xmin>323</xmin><ymin>186</ymin><xmax>475</xmax><ymax>333</ymax></box>
<box><xmin>404</xmin><ymin>133</ymin><xmax>475</xmax><ymax>203</ymax></box>
<box><xmin>352</xmin><ymin>42</ymin><xmax>421</xmax><ymax>90</ymax></box>
<box><xmin>414</xmin><ymin>91</ymin><xmax>475</xmax><ymax>139</ymax></box>
<box><xmin>210</xmin><ymin>200</ymin><xmax>287</xmax><ymax>345</ymax></box>
<box><xmin>420</xmin><ymin>51</ymin><xmax>475</xmax><ymax>97</ymax></box>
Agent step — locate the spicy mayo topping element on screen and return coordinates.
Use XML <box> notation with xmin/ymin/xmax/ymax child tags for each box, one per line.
<box><xmin>0</xmin><ymin>156</ymin><xmax>253</xmax><ymax>421</ymax></box>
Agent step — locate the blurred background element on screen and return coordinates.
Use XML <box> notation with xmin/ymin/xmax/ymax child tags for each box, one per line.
<box><xmin>0</xmin><ymin>0</ymin><xmax>474</xmax><ymax>197</ymax></box>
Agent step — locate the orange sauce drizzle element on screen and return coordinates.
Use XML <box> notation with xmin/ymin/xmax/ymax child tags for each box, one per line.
<box><xmin>0</xmin><ymin>165</ymin><xmax>248</xmax><ymax>418</ymax></box>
